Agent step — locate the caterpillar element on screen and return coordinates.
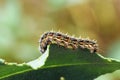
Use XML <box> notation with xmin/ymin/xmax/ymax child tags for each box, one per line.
<box><xmin>39</xmin><ymin>31</ymin><xmax>98</xmax><ymax>53</ymax></box>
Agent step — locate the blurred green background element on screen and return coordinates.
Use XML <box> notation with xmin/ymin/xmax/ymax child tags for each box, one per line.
<box><xmin>0</xmin><ymin>0</ymin><xmax>120</xmax><ymax>79</ymax></box>
<box><xmin>0</xmin><ymin>0</ymin><xmax>120</xmax><ymax>63</ymax></box>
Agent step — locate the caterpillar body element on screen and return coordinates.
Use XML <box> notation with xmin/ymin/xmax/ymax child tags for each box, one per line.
<box><xmin>39</xmin><ymin>31</ymin><xmax>98</xmax><ymax>53</ymax></box>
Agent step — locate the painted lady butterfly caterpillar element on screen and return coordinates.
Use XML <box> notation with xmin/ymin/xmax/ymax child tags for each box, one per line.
<box><xmin>39</xmin><ymin>31</ymin><xmax>98</xmax><ymax>53</ymax></box>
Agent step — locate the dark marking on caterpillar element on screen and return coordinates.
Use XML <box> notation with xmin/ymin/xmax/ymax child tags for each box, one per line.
<box><xmin>39</xmin><ymin>31</ymin><xmax>98</xmax><ymax>53</ymax></box>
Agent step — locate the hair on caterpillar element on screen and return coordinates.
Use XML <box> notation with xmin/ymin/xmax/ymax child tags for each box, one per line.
<box><xmin>39</xmin><ymin>31</ymin><xmax>98</xmax><ymax>53</ymax></box>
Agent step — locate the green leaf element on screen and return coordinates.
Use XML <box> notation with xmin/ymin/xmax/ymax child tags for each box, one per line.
<box><xmin>0</xmin><ymin>44</ymin><xmax>120</xmax><ymax>80</ymax></box>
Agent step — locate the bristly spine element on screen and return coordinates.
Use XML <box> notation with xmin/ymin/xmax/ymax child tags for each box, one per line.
<box><xmin>39</xmin><ymin>31</ymin><xmax>98</xmax><ymax>53</ymax></box>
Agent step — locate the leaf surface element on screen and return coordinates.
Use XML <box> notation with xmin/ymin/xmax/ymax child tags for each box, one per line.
<box><xmin>0</xmin><ymin>44</ymin><xmax>120</xmax><ymax>80</ymax></box>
